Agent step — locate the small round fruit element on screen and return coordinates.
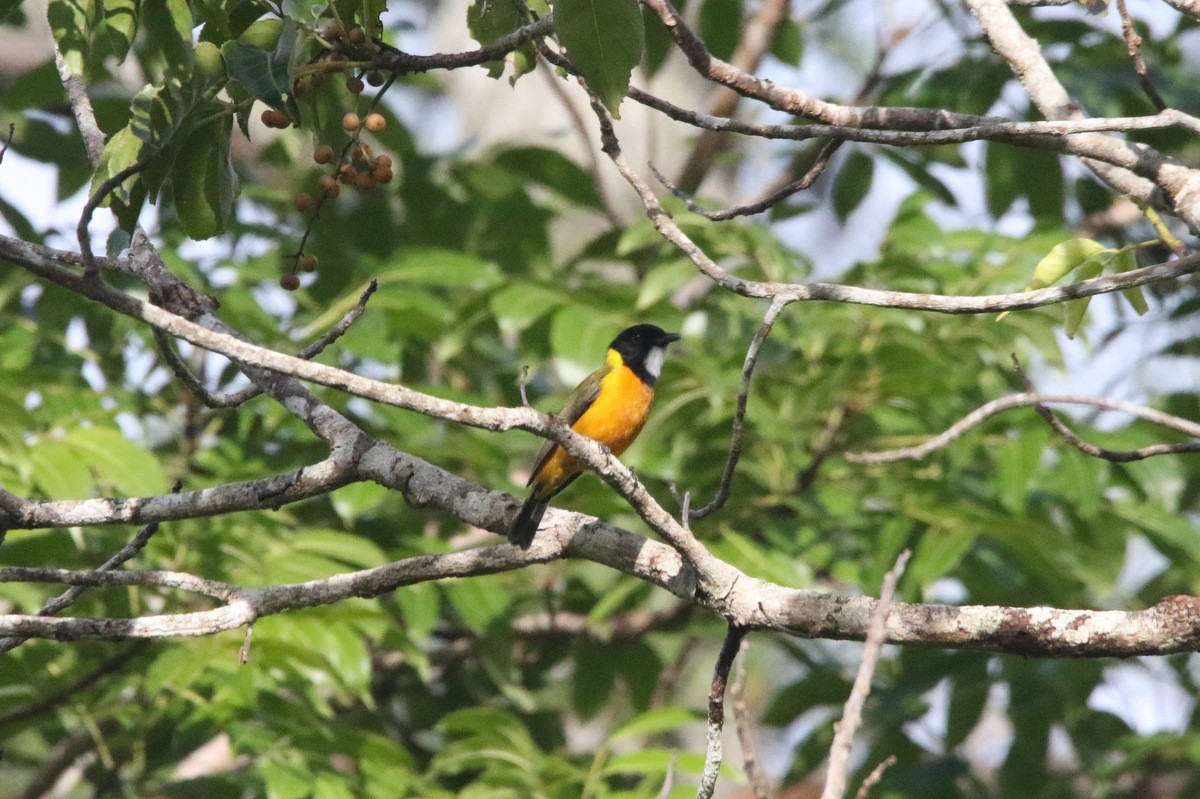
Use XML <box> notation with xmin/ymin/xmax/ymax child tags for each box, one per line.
<box><xmin>313</xmin><ymin>144</ymin><xmax>335</xmax><ymax>164</ymax></box>
<box><xmin>374</xmin><ymin>168</ymin><xmax>393</xmax><ymax>185</ymax></box>
<box><xmin>293</xmin><ymin>192</ymin><xmax>313</xmax><ymax>212</ymax></box>
<box><xmin>375</xmin><ymin>154</ymin><xmax>392</xmax><ymax>170</ymax></box>
<box><xmin>299</xmin><ymin>254</ymin><xmax>319</xmax><ymax>272</ymax></box>
<box><xmin>323</xmin><ymin>20</ymin><xmax>343</xmax><ymax>40</ymax></box>
<box><xmin>260</xmin><ymin>109</ymin><xmax>275</xmax><ymax>127</ymax></box>
<box><xmin>240</xmin><ymin>18</ymin><xmax>283</xmax><ymax>50</ymax></box>
<box><xmin>346</xmin><ymin>75</ymin><xmax>364</xmax><ymax>95</ymax></box>
<box><xmin>348</xmin><ymin>26</ymin><xmax>366</xmax><ymax>44</ymax></box>
<box><xmin>195</xmin><ymin>41</ymin><xmax>225</xmax><ymax>80</ymax></box>
<box><xmin>280</xmin><ymin>273</ymin><xmax>300</xmax><ymax>290</ymax></box>
<box><xmin>355</xmin><ymin>172</ymin><xmax>376</xmax><ymax>190</ymax></box>
<box><xmin>318</xmin><ymin>175</ymin><xmax>340</xmax><ymax>197</ymax></box>
<box><xmin>342</xmin><ymin>112</ymin><xmax>361</xmax><ymax>132</ymax></box>
<box><xmin>366</xmin><ymin>70</ymin><xmax>385</xmax><ymax>87</ymax></box>
<box><xmin>364</xmin><ymin>113</ymin><xmax>386</xmax><ymax>133</ymax></box>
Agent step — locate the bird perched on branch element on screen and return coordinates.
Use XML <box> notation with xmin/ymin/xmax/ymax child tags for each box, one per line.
<box><xmin>509</xmin><ymin>324</ymin><xmax>682</xmax><ymax>548</ymax></box>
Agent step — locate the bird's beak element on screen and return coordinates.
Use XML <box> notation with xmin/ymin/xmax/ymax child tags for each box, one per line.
<box><xmin>661</xmin><ymin>332</ymin><xmax>682</xmax><ymax>346</ymax></box>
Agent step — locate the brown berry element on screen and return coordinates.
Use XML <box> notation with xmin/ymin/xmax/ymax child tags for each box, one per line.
<box><xmin>354</xmin><ymin>172</ymin><xmax>376</xmax><ymax>190</ymax></box>
<box><xmin>280</xmin><ymin>273</ymin><xmax>300</xmax><ymax>290</ymax></box>
<box><xmin>260</xmin><ymin>108</ymin><xmax>276</xmax><ymax>127</ymax></box>
<box><xmin>313</xmin><ymin>144</ymin><xmax>335</xmax><ymax>164</ymax></box>
<box><xmin>269</xmin><ymin>109</ymin><xmax>291</xmax><ymax>128</ymax></box>
<box><xmin>366</xmin><ymin>70</ymin><xmax>385</xmax><ymax>87</ymax></box>
<box><xmin>342</xmin><ymin>112</ymin><xmax>361</xmax><ymax>132</ymax></box>
<box><xmin>364</xmin><ymin>113</ymin><xmax>386</xmax><ymax>133</ymax></box>
<box><xmin>337</xmin><ymin>165</ymin><xmax>355</xmax><ymax>185</ymax></box>
<box><xmin>293</xmin><ymin>192</ymin><xmax>313</xmax><ymax>212</ymax></box>
<box><xmin>375</xmin><ymin>154</ymin><xmax>392</xmax><ymax>170</ymax></box>
<box><xmin>318</xmin><ymin>175</ymin><xmax>340</xmax><ymax>197</ymax></box>
<box><xmin>348</xmin><ymin>27</ymin><xmax>366</xmax><ymax>44</ymax></box>
<box><xmin>299</xmin><ymin>254</ymin><xmax>319</xmax><ymax>272</ymax></box>
<box><xmin>346</xmin><ymin>75</ymin><xmax>364</xmax><ymax>95</ymax></box>
<box><xmin>323</xmin><ymin>20</ymin><xmax>343</xmax><ymax>40</ymax></box>
<box><xmin>374</xmin><ymin>167</ymin><xmax>393</xmax><ymax>184</ymax></box>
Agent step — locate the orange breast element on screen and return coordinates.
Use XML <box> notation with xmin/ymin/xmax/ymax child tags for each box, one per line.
<box><xmin>531</xmin><ymin>354</ymin><xmax>655</xmax><ymax>498</ymax></box>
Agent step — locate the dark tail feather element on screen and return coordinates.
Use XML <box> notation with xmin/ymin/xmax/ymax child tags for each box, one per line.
<box><xmin>509</xmin><ymin>495</ymin><xmax>549</xmax><ymax>549</ymax></box>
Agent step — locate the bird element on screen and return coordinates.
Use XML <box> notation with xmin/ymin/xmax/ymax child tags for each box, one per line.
<box><xmin>509</xmin><ymin>323</ymin><xmax>682</xmax><ymax>549</ymax></box>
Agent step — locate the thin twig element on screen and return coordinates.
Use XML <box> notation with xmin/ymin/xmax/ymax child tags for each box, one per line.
<box><xmin>77</xmin><ymin>158</ymin><xmax>150</xmax><ymax>275</ymax></box>
<box><xmin>730</xmin><ymin>640</ymin><xmax>772</xmax><ymax>799</ymax></box>
<box><xmin>239</xmin><ymin>624</ymin><xmax>254</xmax><ymax>664</ymax></box>
<box><xmin>519</xmin><ymin>364</ymin><xmax>531</xmax><ymax>408</ymax></box>
<box><xmin>846</xmin><ymin>391</ymin><xmax>1200</xmax><ymax>464</ymax></box>
<box><xmin>1115</xmin><ymin>0</ymin><xmax>1167</xmax><ymax>111</ymax></box>
<box><xmin>155</xmin><ymin>280</ymin><xmax>378</xmax><ymax>408</ymax></box>
<box><xmin>54</xmin><ymin>48</ymin><xmax>105</xmax><ymax>165</ymax></box>
<box><xmin>689</xmin><ymin>297</ymin><xmax>790</xmax><ymax>519</ymax></box>
<box><xmin>853</xmin><ymin>755</ymin><xmax>897</xmax><ymax>799</ymax></box>
<box><xmin>1009</xmin><ymin>357</ymin><xmax>1199</xmax><ymax>463</ymax></box>
<box><xmin>697</xmin><ymin>625</ymin><xmax>748</xmax><ymax>799</ymax></box>
<box><xmin>820</xmin><ymin>551</ymin><xmax>910</xmax><ymax>799</ymax></box>
<box><xmin>656</xmin><ymin>755</ymin><xmax>678</xmax><ymax>799</ymax></box>
<box><xmin>652</xmin><ymin>139</ymin><xmax>842</xmax><ymax>220</ymax></box>
<box><xmin>0</xmin><ymin>122</ymin><xmax>14</xmax><ymax>165</ymax></box>
<box><xmin>673</xmin><ymin>0</ymin><xmax>792</xmax><ymax>193</ymax></box>
<box><xmin>535</xmin><ymin>56</ymin><xmax>623</xmax><ymax>228</ymax></box>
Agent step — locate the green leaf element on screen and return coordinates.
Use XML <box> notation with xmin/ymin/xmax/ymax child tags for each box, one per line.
<box><xmin>833</xmin><ymin>151</ymin><xmax>874</xmax><ymax>222</ymax></box>
<box><xmin>611</xmin><ymin>707</ymin><xmax>702</xmax><ymax>741</ymax></box>
<box><xmin>467</xmin><ymin>0</ymin><xmax>525</xmax><ymax>79</ymax></box>
<box><xmin>491</xmin><ymin>147</ymin><xmax>605</xmax><ymax>209</ymax></box>
<box><xmin>30</xmin><ymin>439</ymin><xmax>94</xmax><ymax>499</ymax></box>
<box><xmin>1063</xmin><ymin>258</ymin><xmax>1104</xmax><ymax>338</ymax></box>
<box><xmin>378</xmin><ymin>249</ymin><xmax>504</xmax><ymax>288</ymax></box>
<box><xmin>770</xmin><ymin>19</ymin><xmax>803</xmax><ymax>64</ymax></box>
<box><xmin>142</xmin><ymin>0</ymin><xmax>195</xmax><ymax>72</ymax></box>
<box><xmin>1026</xmin><ymin>238</ymin><xmax>1110</xmax><ymax>291</ymax></box>
<box><xmin>170</xmin><ymin>117</ymin><xmax>237</xmax><ymax>239</ymax></box>
<box><xmin>221</xmin><ymin>19</ymin><xmax>300</xmax><ymax>113</ymax></box>
<box><xmin>556</xmin><ymin>0</ymin><xmax>645</xmax><ymax>116</ymax></box>
<box><xmin>65</xmin><ymin>427</ymin><xmax>169</xmax><ymax>496</ymax></box>
<box><xmin>698</xmin><ymin>0</ymin><xmax>741</xmax><ymax>61</ymax></box>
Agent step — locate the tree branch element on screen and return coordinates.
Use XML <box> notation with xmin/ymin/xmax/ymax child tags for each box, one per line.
<box><xmin>697</xmin><ymin>625</ymin><xmax>747</xmax><ymax>799</ymax></box>
<box><xmin>579</xmin><ymin>99</ymin><xmax>1200</xmax><ymax>307</ymax></box>
<box><xmin>846</xmin><ymin>392</ymin><xmax>1200</xmax><ymax>464</ymax></box>
<box><xmin>821</xmin><ymin>551</ymin><xmax>909</xmax><ymax>799</ymax></box>
<box><xmin>686</xmin><ymin>297</ymin><xmax>789</xmax><ymax>520</ymax></box>
<box><xmin>964</xmin><ymin>0</ymin><xmax>1200</xmax><ymax>232</ymax></box>
<box><xmin>652</xmin><ymin>139</ymin><xmax>842</xmax><ymax>221</ymax></box>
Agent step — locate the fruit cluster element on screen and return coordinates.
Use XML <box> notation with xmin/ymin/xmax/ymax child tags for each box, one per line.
<box><xmin>274</xmin><ymin>21</ymin><xmax>399</xmax><ymax>291</ymax></box>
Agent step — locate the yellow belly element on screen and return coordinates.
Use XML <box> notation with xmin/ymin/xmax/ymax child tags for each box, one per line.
<box><xmin>532</xmin><ymin>364</ymin><xmax>654</xmax><ymax>498</ymax></box>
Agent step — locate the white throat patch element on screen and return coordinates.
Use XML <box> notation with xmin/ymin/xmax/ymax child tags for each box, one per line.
<box><xmin>645</xmin><ymin>347</ymin><xmax>665</xmax><ymax>380</ymax></box>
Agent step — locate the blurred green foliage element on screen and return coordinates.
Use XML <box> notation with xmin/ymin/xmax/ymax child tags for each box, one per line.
<box><xmin>2</xmin><ymin>0</ymin><xmax>1200</xmax><ymax>797</ymax></box>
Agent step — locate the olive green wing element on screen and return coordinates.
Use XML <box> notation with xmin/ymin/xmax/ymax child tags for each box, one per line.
<box><xmin>527</xmin><ymin>363</ymin><xmax>608</xmax><ymax>486</ymax></box>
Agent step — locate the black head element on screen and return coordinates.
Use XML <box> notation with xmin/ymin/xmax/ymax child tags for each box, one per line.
<box><xmin>608</xmin><ymin>324</ymin><xmax>681</xmax><ymax>385</ymax></box>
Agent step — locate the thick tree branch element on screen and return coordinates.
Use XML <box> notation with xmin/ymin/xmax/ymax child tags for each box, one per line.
<box><xmin>641</xmin><ymin>0</ymin><xmax>1200</xmax><ymax>231</ymax></box>
<box><xmin>964</xmin><ymin>0</ymin><xmax>1200</xmax><ymax>232</ymax></box>
<box><xmin>0</xmin><ymin>453</ymin><xmax>356</xmax><ymax>529</ymax></box>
